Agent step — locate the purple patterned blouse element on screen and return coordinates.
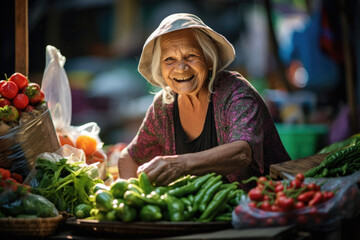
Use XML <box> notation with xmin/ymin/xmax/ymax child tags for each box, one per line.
<box><xmin>127</xmin><ymin>70</ymin><xmax>291</xmax><ymax>190</ymax></box>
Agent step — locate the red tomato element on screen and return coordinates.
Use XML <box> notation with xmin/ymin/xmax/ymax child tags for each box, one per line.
<box><xmin>0</xmin><ymin>81</ymin><xmax>18</xmax><ymax>99</ymax></box>
<box><xmin>29</xmin><ymin>90</ymin><xmax>45</xmax><ymax>105</ymax></box>
<box><xmin>259</xmin><ymin>200</ymin><xmax>271</xmax><ymax>211</ymax></box>
<box><xmin>24</xmin><ymin>105</ymin><xmax>34</xmax><ymax>112</ymax></box>
<box><xmin>9</xmin><ymin>72</ymin><xmax>28</xmax><ymax>90</ymax></box>
<box><xmin>13</xmin><ymin>93</ymin><xmax>29</xmax><ymax>110</ymax></box>
<box><xmin>1</xmin><ymin>106</ymin><xmax>19</xmax><ymax>122</ymax></box>
<box><xmin>248</xmin><ymin>187</ymin><xmax>263</xmax><ymax>201</ymax></box>
<box><xmin>0</xmin><ymin>98</ymin><xmax>11</xmax><ymax>107</ymax></box>
<box><xmin>295</xmin><ymin>173</ymin><xmax>305</xmax><ymax>183</ymax></box>
<box><xmin>23</xmin><ymin>82</ymin><xmax>40</xmax><ymax>99</ymax></box>
<box><xmin>0</xmin><ymin>80</ymin><xmax>6</xmax><ymax>89</ymax></box>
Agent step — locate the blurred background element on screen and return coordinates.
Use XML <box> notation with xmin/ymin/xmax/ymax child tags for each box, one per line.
<box><xmin>1</xmin><ymin>0</ymin><xmax>359</xmax><ymax>160</ymax></box>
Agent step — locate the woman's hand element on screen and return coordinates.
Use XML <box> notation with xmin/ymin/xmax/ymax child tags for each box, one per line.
<box><xmin>137</xmin><ymin>155</ymin><xmax>187</xmax><ymax>186</ymax></box>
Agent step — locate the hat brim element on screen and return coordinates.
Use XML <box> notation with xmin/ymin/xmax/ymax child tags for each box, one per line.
<box><xmin>138</xmin><ymin>13</ymin><xmax>235</xmax><ymax>86</ymax></box>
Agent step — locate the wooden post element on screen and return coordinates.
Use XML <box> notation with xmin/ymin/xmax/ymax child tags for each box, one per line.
<box><xmin>14</xmin><ymin>0</ymin><xmax>28</xmax><ymax>76</ymax></box>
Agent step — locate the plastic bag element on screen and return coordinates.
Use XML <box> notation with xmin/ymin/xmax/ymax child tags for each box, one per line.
<box><xmin>41</xmin><ymin>45</ymin><xmax>107</xmax><ymax>179</ymax></box>
<box><xmin>41</xmin><ymin>45</ymin><xmax>72</xmax><ymax>131</ymax></box>
<box><xmin>58</xmin><ymin>122</ymin><xmax>107</xmax><ymax>179</ymax></box>
<box><xmin>0</xmin><ymin>109</ymin><xmax>60</xmax><ymax>178</ymax></box>
<box><xmin>24</xmin><ymin>144</ymin><xmax>100</xmax><ymax>188</ymax></box>
<box><xmin>232</xmin><ymin>171</ymin><xmax>360</xmax><ymax>231</ymax></box>
<box><xmin>0</xmin><ymin>178</ymin><xmax>59</xmax><ymax>218</ymax></box>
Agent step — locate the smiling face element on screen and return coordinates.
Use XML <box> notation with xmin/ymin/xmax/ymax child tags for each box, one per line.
<box><xmin>160</xmin><ymin>29</ymin><xmax>211</xmax><ymax>96</ymax></box>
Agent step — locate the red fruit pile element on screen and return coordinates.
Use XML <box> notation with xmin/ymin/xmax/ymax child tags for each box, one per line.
<box><xmin>0</xmin><ymin>72</ymin><xmax>45</xmax><ymax>122</ymax></box>
<box><xmin>246</xmin><ymin>173</ymin><xmax>334</xmax><ymax>212</ymax></box>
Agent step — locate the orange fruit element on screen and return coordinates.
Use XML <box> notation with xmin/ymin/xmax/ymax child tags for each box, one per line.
<box><xmin>58</xmin><ymin>134</ymin><xmax>75</xmax><ymax>147</ymax></box>
<box><xmin>76</xmin><ymin>135</ymin><xmax>97</xmax><ymax>156</ymax></box>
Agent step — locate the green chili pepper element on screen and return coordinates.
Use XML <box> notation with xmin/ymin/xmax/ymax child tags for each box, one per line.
<box><xmin>127</xmin><ymin>183</ymin><xmax>144</xmax><ymax>195</ymax></box>
<box><xmin>139</xmin><ymin>172</ymin><xmax>154</xmax><ymax>195</ymax></box>
<box><xmin>124</xmin><ymin>190</ymin><xmax>166</xmax><ymax>208</ymax></box>
<box><xmin>154</xmin><ymin>186</ymin><xmax>168</xmax><ymax>195</ymax></box>
<box><xmin>163</xmin><ymin>194</ymin><xmax>185</xmax><ymax>222</ymax></box>
<box><xmin>123</xmin><ymin>190</ymin><xmax>145</xmax><ymax>208</ymax></box>
<box><xmin>214</xmin><ymin>212</ymin><xmax>232</xmax><ymax>222</ymax></box>
<box><xmin>199</xmin><ymin>186</ymin><xmax>234</xmax><ymax>221</ymax></box>
<box><xmin>168</xmin><ymin>175</ymin><xmax>197</xmax><ymax>189</ymax></box>
<box><xmin>168</xmin><ymin>173</ymin><xmax>215</xmax><ymax>198</ymax></box>
<box><xmin>128</xmin><ymin>177</ymin><xmax>140</xmax><ymax>186</ymax></box>
<box><xmin>139</xmin><ymin>204</ymin><xmax>162</xmax><ymax>222</ymax></box>
<box><xmin>199</xmin><ymin>180</ymin><xmax>223</xmax><ymax>212</ymax></box>
<box><xmin>193</xmin><ymin>175</ymin><xmax>221</xmax><ymax>211</ymax></box>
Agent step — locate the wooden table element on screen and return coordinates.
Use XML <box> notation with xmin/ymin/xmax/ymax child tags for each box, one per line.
<box><xmin>270</xmin><ymin>154</ymin><xmax>329</xmax><ymax>180</ymax></box>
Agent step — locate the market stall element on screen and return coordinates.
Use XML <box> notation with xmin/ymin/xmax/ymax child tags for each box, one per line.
<box><xmin>1</xmin><ymin>1</ymin><xmax>360</xmax><ymax>240</ymax></box>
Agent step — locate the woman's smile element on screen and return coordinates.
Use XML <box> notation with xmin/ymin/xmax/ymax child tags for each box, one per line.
<box><xmin>173</xmin><ymin>75</ymin><xmax>195</xmax><ymax>82</ymax></box>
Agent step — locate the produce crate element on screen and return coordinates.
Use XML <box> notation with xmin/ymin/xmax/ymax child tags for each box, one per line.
<box><xmin>276</xmin><ymin>124</ymin><xmax>328</xmax><ymax>160</ymax></box>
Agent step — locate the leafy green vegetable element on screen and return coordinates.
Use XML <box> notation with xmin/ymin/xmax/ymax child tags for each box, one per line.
<box><xmin>30</xmin><ymin>158</ymin><xmax>103</xmax><ymax>214</ymax></box>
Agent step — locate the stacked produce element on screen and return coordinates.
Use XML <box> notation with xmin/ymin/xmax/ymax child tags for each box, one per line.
<box><xmin>0</xmin><ymin>168</ymin><xmax>59</xmax><ymax>218</ymax></box>
<box><xmin>305</xmin><ymin>138</ymin><xmax>360</xmax><ymax>178</ymax></box>
<box><xmin>57</xmin><ymin>130</ymin><xmax>107</xmax><ymax>166</ymax></box>
<box><xmin>232</xmin><ymin>173</ymin><xmax>360</xmax><ymax>230</ymax></box>
<box><xmin>75</xmin><ymin>172</ymin><xmax>245</xmax><ymax>222</ymax></box>
<box><xmin>0</xmin><ymin>72</ymin><xmax>47</xmax><ymax>135</ymax></box>
<box><xmin>27</xmin><ymin>156</ymin><xmax>103</xmax><ymax>214</ymax></box>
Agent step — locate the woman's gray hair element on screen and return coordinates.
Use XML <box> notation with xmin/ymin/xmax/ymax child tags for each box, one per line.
<box><xmin>150</xmin><ymin>29</ymin><xmax>221</xmax><ymax>104</ymax></box>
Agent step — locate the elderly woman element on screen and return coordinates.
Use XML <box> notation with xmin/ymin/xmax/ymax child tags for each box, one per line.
<box><xmin>118</xmin><ymin>13</ymin><xmax>290</xmax><ymax>190</ymax></box>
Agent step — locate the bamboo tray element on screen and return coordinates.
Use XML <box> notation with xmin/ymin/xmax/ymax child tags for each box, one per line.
<box><xmin>0</xmin><ymin>215</ymin><xmax>63</xmax><ymax>237</ymax></box>
<box><xmin>66</xmin><ymin>217</ymin><xmax>232</xmax><ymax>237</ymax></box>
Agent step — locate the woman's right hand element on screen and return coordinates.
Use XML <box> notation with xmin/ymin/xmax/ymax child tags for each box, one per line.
<box><xmin>137</xmin><ymin>155</ymin><xmax>186</xmax><ymax>186</ymax></box>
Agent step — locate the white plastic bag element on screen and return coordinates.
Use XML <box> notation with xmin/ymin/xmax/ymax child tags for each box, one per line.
<box><xmin>41</xmin><ymin>45</ymin><xmax>72</xmax><ymax>130</ymax></box>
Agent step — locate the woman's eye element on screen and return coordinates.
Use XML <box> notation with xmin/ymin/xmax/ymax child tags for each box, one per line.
<box><xmin>164</xmin><ymin>57</ymin><xmax>174</xmax><ymax>63</ymax></box>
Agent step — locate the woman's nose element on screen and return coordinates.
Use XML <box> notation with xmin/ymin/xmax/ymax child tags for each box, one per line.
<box><xmin>177</xmin><ymin>60</ymin><xmax>189</xmax><ymax>72</ymax></box>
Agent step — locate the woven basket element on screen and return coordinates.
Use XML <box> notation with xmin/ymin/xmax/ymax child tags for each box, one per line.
<box><xmin>0</xmin><ymin>215</ymin><xmax>63</xmax><ymax>237</ymax></box>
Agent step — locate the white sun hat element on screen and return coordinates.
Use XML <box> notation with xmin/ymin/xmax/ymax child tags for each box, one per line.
<box><xmin>138</xmin><ymin>13</ymin><xmax>236</xmax><ymax>86</ymax></box>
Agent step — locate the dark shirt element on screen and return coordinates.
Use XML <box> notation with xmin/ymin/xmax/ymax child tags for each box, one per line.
<box><xmin>174</xmin><ymin>95</ymin><xmax>218</xmax><ymax>154</ymax></box>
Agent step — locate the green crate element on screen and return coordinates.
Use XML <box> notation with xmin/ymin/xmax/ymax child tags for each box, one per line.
<box><xmin>275</xmin><ymin>124</ymin><xmax>328</xmax><ymax>160</ymax></box>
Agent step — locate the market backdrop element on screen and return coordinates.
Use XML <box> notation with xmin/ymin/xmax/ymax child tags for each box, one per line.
<box><xmin>0</xmin><ymin>0</ymin><xmax>359</xmax><ymax>160</ymax></box>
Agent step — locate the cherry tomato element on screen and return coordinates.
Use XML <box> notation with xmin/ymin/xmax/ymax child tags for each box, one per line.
<box><xmin>277</xmin><ymin>196</ymin><xmax>294</xmax><ymax>211</ymax></box>
<box><xmin>295</xmin><ymin>173</ymin><xmax>305</xmax><ymax>183</ymax></box>
<box><xmin>248</xmin><ymin>187</ymin><xmax>263</xmax><ymax>201</ymax></box>
<box><xmin>275</xmin><ymin>183</ymin><xmax>284</xmax><ymax>193</ymax></box>
<box><xmin>259</xmin><ymin>200</ymin><xmax>271</xmax><ymax>211</ymax></box>
<box><xmin>0</xmin><ymin>98</ymin><xmax>11</xmax><ymax>107</ymax></box>
<box><xmin>295</xmin><ymin>201</ymin><xmax>306</xmax><ymax>209</ymax></box>
<box><xmin>290</xmin><ymin>179</ymin><xmax>302</xmax><ymax>189</ymax></box>
<box><xmin>0</xmin><ymin>81</ymin><xmax>18</xmax><ymax>99</ymax></box>
<box><xmin>9</xmin><ymin>72</ymin><xmax>28</xmax><ymax>90</ymax></box>
<box><xmin>13</xmin><ymin>93</ymin><xmax>29</xmax><ymax>110</ymax></box>
<box><xmin>322</xmin><ymin>191</ymin><xmax>334</xmax><ymax>201</ymax></box>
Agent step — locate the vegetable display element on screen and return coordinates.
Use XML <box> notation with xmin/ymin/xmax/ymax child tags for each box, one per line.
<box><xmin>305</xmin><ymin>140</ymin><xmax>360</xmax><ymax>178</ymax></box>
<box><xmin>0</xmin><ymin>168</ymin><xmax>58</xmax><ymax>218</ymax></box>
<box><xmin>75</xmin><ymin>172</ymin><xmax>245</xmax><ymax>222</ymax></box>
<box><xmin>0</xmin><ymin>72</ymin><xmax>48</xmax><ymax>135</ymax></box>
<box><xmin>232</xmin><ymin>172</ymin><xmax>360</xmax><ymax>230</ymax></box>
<box><xmin>27</xmin><ymin>157</ymin><xmax>103</xmax><ymax>214</ymax></box>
